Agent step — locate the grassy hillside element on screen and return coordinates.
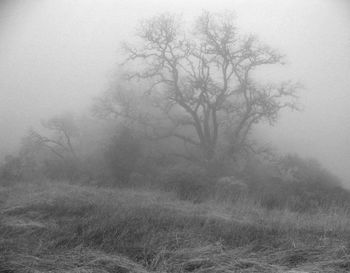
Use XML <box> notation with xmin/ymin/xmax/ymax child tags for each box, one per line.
<box><xmin>1</xmin><ymin>181</ymin><xmax>350</xmax><ymax>272</ymax></box>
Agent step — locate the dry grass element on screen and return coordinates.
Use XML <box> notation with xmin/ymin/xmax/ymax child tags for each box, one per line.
<box><xmin>1</xmin><ymin>181</ymin><xmax>350</xmax><ymax>272</ymax></box>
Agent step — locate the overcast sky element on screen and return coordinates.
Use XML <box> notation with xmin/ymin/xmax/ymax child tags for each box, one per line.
<box><xmin>0</xmin><ymin>0</ymin><xmax>349</xmax><ymax>183</ymax></box>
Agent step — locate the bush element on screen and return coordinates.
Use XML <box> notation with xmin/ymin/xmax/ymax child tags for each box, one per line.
<box><xmin>161</xmin><ymin>164</ymin><xmax>213</xmax><ymax>203</ymax></box>
<box><xmin>104</xmin><ymin>127</ymin><xmax>142</xmax><ymax>187</ymax></box>
<box><xmin>279</xmin><ymin>154</ymin><xmax>342</xmax><ymax>187</ymax></box>
<box><xmin>243</xmin><ymin>155</ymin><xmax>350</xmax><ymax>212</ymax></box>
<box><xmin>214</xmin><ymin>176</ymin><xmax>248</xmax><ymax>203</ymax></box>
<box><xmin>257</xmin><ymin>179</ymin><xmax>289</xmax><ymax>210</ymax></box>
<box><xmin>278</xmin><ymin>155</ymin><xmax>350</xmax><ymax>211</ymax></box>
<box><xmin>0</xmin><ymin>155</ymin><xmax>22</xmax><ymax>186</ymax></box>
<box><xmin>43</xmin><ymin>157</ymin><xmax>80</xmax><ymax>181</ymax></box>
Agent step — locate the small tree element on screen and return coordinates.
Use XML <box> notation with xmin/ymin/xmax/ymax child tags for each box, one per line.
<box><xmin>122</xmin><ymin>11</ymin><xmax>299</xmax><ymax>163</ymax></box>
<box><xmin>30</xmin><ymin>113</ymin><xmax>79</xmax><ymax>160</ymax></box>
<box><xmin>29</xmin><ymin>113</ymin><xmax>81</xmax><ymax>180</ymax></box>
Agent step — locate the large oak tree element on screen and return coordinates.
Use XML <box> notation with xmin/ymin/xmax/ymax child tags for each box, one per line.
<box><xmin>96</xmin><ymin>12</ymin><xmax>299</xmax><ymax>164</ymax></box>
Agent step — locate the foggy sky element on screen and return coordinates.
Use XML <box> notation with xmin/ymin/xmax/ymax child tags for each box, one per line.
<box><xmin>0</xmin><ymin>0</ymin><xmax>349</xmax><ymax>183</ymax></box>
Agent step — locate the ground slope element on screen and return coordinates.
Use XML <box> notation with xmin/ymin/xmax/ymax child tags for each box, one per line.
<box><xmin>0</xmin><ymin>182</ymin><xmax>349</xmax><ymax>272</ymax></box>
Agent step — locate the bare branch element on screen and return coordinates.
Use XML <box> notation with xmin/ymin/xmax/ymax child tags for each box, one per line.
<box><xmin>101</xmin><ymin>11</ymin><xmax>301</xmax><ymax>163</ymax></box>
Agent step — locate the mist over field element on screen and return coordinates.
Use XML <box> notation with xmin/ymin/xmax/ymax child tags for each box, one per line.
<box><xmin>0</xmin><ymin>0</ymin><xmax>349</xmax><ymax>184</ymax></box>
<box><xmin>1</xmin><ymin>1</ymin><xmax>350</xmax><ymax>272</ymax></box>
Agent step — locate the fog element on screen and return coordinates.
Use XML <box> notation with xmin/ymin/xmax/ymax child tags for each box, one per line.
<box><xmin>0</xmin><ymin>0</ymin><xmax>349</xmax><ymax>183</ymax></box>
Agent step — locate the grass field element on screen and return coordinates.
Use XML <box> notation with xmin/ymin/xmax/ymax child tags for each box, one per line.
<box><xmin>1</xmin><ymin>181</ymin><xmax>350</xmax><ymax>272</ymax></box>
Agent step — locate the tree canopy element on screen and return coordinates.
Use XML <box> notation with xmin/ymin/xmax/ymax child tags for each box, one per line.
<box><xmin>96</xmin><ymin>11</ymin><xmax>300</xmax><ymax>165</ymax></box>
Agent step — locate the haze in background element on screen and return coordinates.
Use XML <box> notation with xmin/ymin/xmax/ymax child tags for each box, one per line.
<box><xmin>0</xmin><ymin>0</ymin><xmax>349</xmax><ymax>183</ymax></box>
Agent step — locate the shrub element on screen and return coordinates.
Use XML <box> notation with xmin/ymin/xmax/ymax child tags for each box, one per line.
<box><xmin>243</xmin><ymin>155</ymin><xmax>350</xmax><ymax>212</ymax></box>
<box><xmin>279</xmin><ymin>154</ymin><xmax>342</xmax><ymax>187</ymax></box>
<box><xmin>43</xmin><ymin>157</ymin><xmax>80</xmax><ymax>182</ymax></box>
<box><xmin>278</xmin><ymin>155</ymin><xmax>350</xmax><ymax>211</ymax></box>
<box><xmin>104</xmin><ymin>127</ymin><xmax>141</xmax><ymax>187</ymax></box>
<box><xmin>161</xmin><ymin>164</ymin><xmax>213</xmax><ymax>203</ymax></box>
<box><xmin>214</xmin><ymin>176</ymin><xmax>248</xmax><ymax>203</ymax></box>
<box><xmin>0</xmin><ymin>155</ymin><xmax>22</xmax><ymax>186</ymax></box>
<box><xmin>255</xmin><ymin>179</ymin><xmax>289</xmax><ymax>210</ymax></box>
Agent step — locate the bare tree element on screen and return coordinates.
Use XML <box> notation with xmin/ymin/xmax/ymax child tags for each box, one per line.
<box><xmin>29</xmin><ymin>113</ymin><xmax>79</xmax><ymax>160</ymax></box>
<box><xmin>104</xmin><ymin>12</ymin><xmax>300</xmax><ymax>164</ymax></box>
